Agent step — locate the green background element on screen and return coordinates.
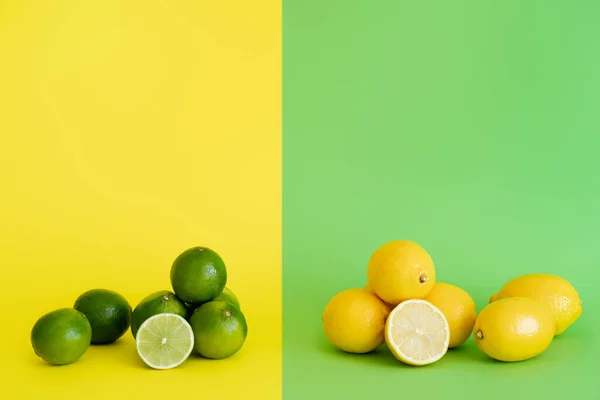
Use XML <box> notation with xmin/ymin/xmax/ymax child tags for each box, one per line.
<box><xmin>283</xmin><ymin>1</ymin><xmax>600</xmax><ymax>398</ymax></box>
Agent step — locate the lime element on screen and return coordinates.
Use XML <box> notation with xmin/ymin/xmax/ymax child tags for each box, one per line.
<box><xmin>170</xmin><ymin>246</ymin><xmax>227</xmax><ymax>304</ymax></box>
<box><xmin>131</xmin><ymin>290</ymin><xmax>188</xmax><ymax>338</ymax></box>
<box><xmin>214</xmin><ymin>287</ymin><xmax>241</xmax><ymax>310</ymax></box>
<box><xmin>31</xmin><ymin>308</ymin><xmax>92</xmax><ymax>365</ymax></box>
<box><xmin>189</xmin><ymin>300</ymin><xmax>247</xmax><ymax>359</ymax></box>
<box><xmin>136</xmin><ymin>313</ymin><xmax>194</xmax><ymax>369</ymax></box>
<box><xmin>74</xmin><ymin>289</ymin><xmax>132</xmax><ymax>344</ymax></box>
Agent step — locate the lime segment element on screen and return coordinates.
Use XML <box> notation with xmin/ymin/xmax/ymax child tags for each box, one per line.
<box><xmin>136</xmin><ymin>313</ymin><xmax>194</xmax><ymax>369</ymax></box>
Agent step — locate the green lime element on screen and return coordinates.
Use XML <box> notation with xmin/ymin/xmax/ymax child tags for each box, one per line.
<box><xmin>73</xmin><ymin>289</ymin><xmax>132</xmax><ymax>344</ymax></box>
<box><xmin>31</xmin><ymin>308</ymin><xmax>92</xmax><ymax>365</ymax></box>
<box><xmin>136</xmin><ymin>313</ymin><xmax>194</xmax><ymax>369</ymax></box>
<box><xmin>214</xmin><ymin>287</ymin><xmax>241</xmax><ymax>310</ymax></box>
<box><xmin>170</xmin><ymin>246</ymin><xmax>227</xmax><ymax>304</ymax></box>
<box><xmin>189</xmin><ymin>300</ymin><xmax>247</xmax><ymax>359</ymax></box>
<box><xmin>131</xmin><ymin>290</ymin><xmax>188</xmax><ymax>338</ymax></box>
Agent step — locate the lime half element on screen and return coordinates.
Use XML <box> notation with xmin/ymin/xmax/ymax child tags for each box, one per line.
<box><xmin>136</xmin><ymin>313</ymin><xmax>194</xmax><ymax>370</ymax></box>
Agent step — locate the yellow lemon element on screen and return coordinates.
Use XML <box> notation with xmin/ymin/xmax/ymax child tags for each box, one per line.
<box><xmin>489</xmin><ymin>274</ymin><xmax>582</xmax><ymax>335</ymax></box>
<box><xmin>474</xmin><ymin>297</ymin><xmax>555</xmax><ymax>362</ymax></box>
<box><xmin>385</xmin><ymin>299</ymin><xmax>450</xmax><ymax>366</ymax></box>
<box><xmin>363</xmin><ymin>283</ymin><xmax>395</xmax><ymax>312</ymax></box>
<box><xmin>322</xmin><ymin>288</ymin><xmax>390</xmax><ymax>353</ymax></box>
<box><xmin>367</xmin><ymin>240</ymin><xmax>436</xmax><ymax>304</ymax></box>
<box><xmin>424</xmin><ymin>282</ymin><xmax>476</xmax><ymax>348</ymax></box>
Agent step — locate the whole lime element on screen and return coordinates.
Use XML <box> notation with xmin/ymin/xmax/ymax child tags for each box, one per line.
<box><xmin>189</xmin><ymin>300</ymin><xmax>247</xmax><ymax>359</ymax></box>
<box><xmin>31</xmin><ymin>308</ymin><xmax>92</xmax><ymax>365</ymax></box>
<box><xmin>131</xmin><ymin>290</ymin><xmax>188</xmax><ymax>338</ymax></box>
<box><xmin>74</xmin><ymin>289</ymin><xmax>132</xmax><ymax>344</ymax></box>
<box><xmin>170</xmin><ymin>246</ymin><xmax>227</xmax><ymax>304</ymax></box>
<box><xmin>214</xmin><ymin>287</ymin><xmax>241</xmax><ymax>310</ymax></box>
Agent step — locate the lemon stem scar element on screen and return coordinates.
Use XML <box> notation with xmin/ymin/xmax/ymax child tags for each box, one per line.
<box><xmin>419</xmin><ymin>275</ymin><xmax>427</xmax><ymax>283</ymax></box>
<box><xmin>476</xmin><ymin>330</ymin><xmax>483</xmax><ymax>340</ymax></box>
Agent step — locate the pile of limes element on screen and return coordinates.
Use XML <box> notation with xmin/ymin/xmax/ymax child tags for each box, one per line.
<box><xmin>322</xmin><ymin>240</ymin><xmax>582</xmax><ymax>365</ymax></box>
<box><xmin>30</xmin><ymin>246</ymin><xmax>248</xmax><ymax>369</ymax></box>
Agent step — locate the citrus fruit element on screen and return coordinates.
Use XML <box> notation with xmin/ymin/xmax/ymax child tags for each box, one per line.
<box><xmin>189</xmin><ymin>300</ymin><xmax>247</xmax><ymax>359</ymax></box>
<box><xmin>474</xmin><ymin>297</ymin><xmax>555</xmax><ymax>362</ymax></box>
<box><xmin>364</xmin><ymin>283</ymin><xmax>396</xmax><ymax>312</ymax></box>
<box><xmin>488</xmin><ymin>273</ymin><xmax>582</xmax><ymax>335</ymax></box>
<box><xmin>131</xmin><ymin>290</ymin><xmax>188</xmax><ymax>338</ymax></box>
<box><xmin>31</xmin><ymin>308</ymin><xmax>92</xmax><ymax>365</ymax></box>
<box><xmin>385</xmin><ymin>299</ymin><xmax>450</xmax><ymax>366</ymax></box>
<box><xmin>170</xmin><ymin>246</ymin><xmax>227</xmax><ymax>304</ymax></box>
<box><xmin>424</xmin><ymin>282</ymin><xmax>476</xmax><ymax>348</ymax></box>
<box><xmin>366</xmin><ymin>240</ymin><xmax>436</xmax><ymax>304</ymax></box>
<box><xmin>322</xmin><ymin>288</ymin><xmax>390</xmax><ymax>353</ymax></box>
<box><xmin>73</xmin><ymin>288</ymin><xmax>132</xmax><ymax>344</ymax></box>
<box><xmin>136</xmin><ymin>313</ymin><xmax>194</xmax><ymax>369</ymax></box>
<box><xmin>214</xmin><ymin>287</ymin><xmax>241</xmax><ymax>310</ymax></box>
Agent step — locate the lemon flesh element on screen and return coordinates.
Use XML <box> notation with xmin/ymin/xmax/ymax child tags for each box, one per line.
<box><xmin>385</xmin><ymin>300</ymin><xmax>450</xmax><ymax>366</ymax></box>
<box><xmin>136</xmin><ymin>313</ymin><xmax>194</xmax><ymax>370</ymax></box>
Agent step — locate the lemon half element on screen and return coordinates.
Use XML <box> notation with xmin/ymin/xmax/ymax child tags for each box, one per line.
<box><xmin>385</xmin><ymin>299</ymin><xmax>450</xmax><ymax>366</ymax></box>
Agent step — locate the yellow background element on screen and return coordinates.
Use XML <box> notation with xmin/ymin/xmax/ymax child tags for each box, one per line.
<box><xmin>0</xmin><ymin>1</ymin><xmax>281</xmax><ymax>398</ymax></box>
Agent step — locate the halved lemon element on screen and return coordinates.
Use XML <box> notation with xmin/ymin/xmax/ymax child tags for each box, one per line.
<box><xmin>385</xmin><ymin>299</ymin><xmax>450</xmax><ymax>366</ymax></box>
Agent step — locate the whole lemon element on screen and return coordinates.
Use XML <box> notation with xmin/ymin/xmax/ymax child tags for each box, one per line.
<box><xmin>489</xmin><ymin>273</ymin><xmax>582</xmax><ymax>335</ymax></box>
<box><xmin>322</xmin><ymin>288</ymin><xmax>390</xmax><ymax>353</ymax></box>
<box><xmin>424</xmin><ymin>282</ymin><xmax>476</xmax><ymax>348</ymax></box>
<box><xmin>366</xmin><ymin>240</ymin><xmax>436</xmax><ymax>304</ymax></box>
<box><xmin>474</xmin><ymin>297</ymin><xmax>555</xmax><ymax>362</ymax></box>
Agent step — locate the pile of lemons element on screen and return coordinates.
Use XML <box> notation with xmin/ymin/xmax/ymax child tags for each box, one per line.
<box><xmin>322</xmin><ymin>240</ymin><xmax>582</xmax><ymax>365</ymax></box>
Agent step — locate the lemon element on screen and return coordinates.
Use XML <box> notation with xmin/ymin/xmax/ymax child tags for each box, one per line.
<box><xmin>489</xmin><ymin>273</ymin><xmax>582</xmax><ymax>335</ymax></box>
<box><xmin>385</xmin><ymin>299</ymin><xmax>450</xmax><ymax>366</ymax></box>
<box><xmin>424</xmin><ymin>282</ymin><xmax>476</xmax><ymax>348</ymax></box>
<box><xmin>364</xmin><ymin>283</ymin><xmax>396</xmax><ymax>312</ymax></box>
<box><xmin>474</xmin><ymin>297</ymin><xmax>555</xmax><ymax>362</ymax></box>
<box><xmin>322</xmin><ymin>288</ymin><xmax>390</xmax><ymax>353</ymax></box>
<box><xmin>366</xmin><ymin>240</ymin><xmax>436</xmax><ymax>304</ymax></box>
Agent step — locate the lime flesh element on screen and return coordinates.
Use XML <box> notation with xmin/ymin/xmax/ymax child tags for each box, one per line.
<box><xmin>136</xmin><ymin>313</ymin><xmax>194</xmax><ymax>369</ymax></box>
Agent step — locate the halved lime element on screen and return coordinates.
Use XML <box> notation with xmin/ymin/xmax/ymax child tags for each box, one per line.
<box><xmin>135</xmin><ymin>313</ymin><xmax>194</xmax><ymax>370</ymax></box>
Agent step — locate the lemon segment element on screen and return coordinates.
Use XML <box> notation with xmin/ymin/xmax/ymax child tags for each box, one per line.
<box><xmin>385</xmin><ymin>299</ymin><xmax>450</xmax><ymax>366</ymax></box>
